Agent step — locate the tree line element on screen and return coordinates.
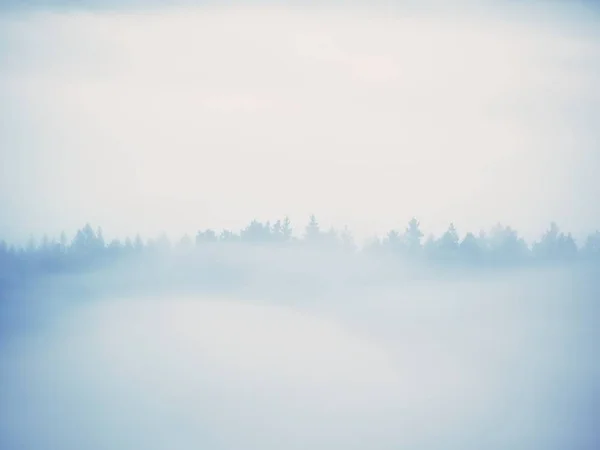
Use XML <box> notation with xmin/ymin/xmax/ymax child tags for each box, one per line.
<box><xmin>1</xmin><ymin>215</ymin><xmax>599</xmax><ymax>288</ymax></box>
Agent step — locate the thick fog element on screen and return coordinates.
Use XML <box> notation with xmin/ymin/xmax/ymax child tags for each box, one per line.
<box><xmin>1</xmin><ymin>242</ymin><xmax>599</xmax><ymax>449</ymax></box>
<box><xmin>2</xmin><ymin>0</ymin><xmax>600</xmax><ymax>448</ymax></box>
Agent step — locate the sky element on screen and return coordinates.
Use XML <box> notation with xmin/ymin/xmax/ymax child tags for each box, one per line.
<box><xmin>0</xmin><ymin>0</ymin><xmax>599</xmax><ymax>244</ymax></box>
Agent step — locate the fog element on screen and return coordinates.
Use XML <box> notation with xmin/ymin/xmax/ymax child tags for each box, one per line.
<box><xmin>1</xmin><ymin>248</ymin><xmax>599</xmax><ymax>449</ymax></box>
<box><xmin>1</xmin><ymin>0</ymin><xmax>600</xmax><ymax>448</ymax></box>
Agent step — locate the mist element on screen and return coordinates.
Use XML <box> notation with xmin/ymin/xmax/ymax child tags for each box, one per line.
<box><xmin>2</xmin><ymin>0</ymin><xmax>600</xmax><ymax>448</ymax></box>
<box><xmin>1</xmin><ymin>239</ymin><xmax>599</xmax><ymax>449</ymax></box>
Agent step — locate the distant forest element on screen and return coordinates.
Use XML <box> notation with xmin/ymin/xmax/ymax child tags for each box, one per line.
<box><xmin>1</xmin><ymin>216</ymin><xmax>599</xmax><ymax>290</ymax></box>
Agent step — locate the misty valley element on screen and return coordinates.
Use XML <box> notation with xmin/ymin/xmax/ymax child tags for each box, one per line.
<box><xmin>2</xmin><ymin>1</ymin><xmax>600</xmax><ymax>448</ymax></box>
<box><xmin>0</xmin><ymin>219</ymin><xmax>599</xmax><ymax>449</ymax></box>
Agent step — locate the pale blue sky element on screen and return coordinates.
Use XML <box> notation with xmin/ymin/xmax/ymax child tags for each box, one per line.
<box><xmin>0</xmin><ymin>0</ymin><xmax>599</xmax><ymax>244</ymax></box>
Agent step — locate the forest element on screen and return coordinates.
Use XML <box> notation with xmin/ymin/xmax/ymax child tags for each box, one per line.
<box><xmin>1</xmin><ymin>215</ymin><xmax>599</xmax><ymax>293</ymax></box>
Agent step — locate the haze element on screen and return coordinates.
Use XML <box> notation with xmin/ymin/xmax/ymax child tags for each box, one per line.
<box><xmin>1</xmin><ymin>1</ymin><xmax>600</xmax><ymax>449</ymax></box>
<box><xmin>1</xmin><ymin>257</ymin><xmax>599</xmax><ymax>449</ymax></box>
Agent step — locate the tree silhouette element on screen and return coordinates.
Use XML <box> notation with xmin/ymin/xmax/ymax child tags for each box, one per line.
<box><xmin>533</xmin><ymin>222</ymin><xmax>577</xmax><ymax>261</ymax></box>
<box><xmin>487</xmin><ymin>224</ymin><xmax>529</xmax><ymax>263</ymax></box>
<box><xmin>384</xmin><ymin>229</ymin><xmax>403</xmax><ymax>255</ymax></box>
<box><xmin>404</xmin><ymin>218</ymin><xmax>424</xmax><ymax>255</ymax></box>
<box><xmin>219</xmin><ymin>229</ymin><xmax>239</xmax><ymax>243</ymax></box>
<box><xmin>460</xmin><ymin>232</ymin><xmax>483</xmax><ymax>262</ymax></box>
<box><xmin>339</xmin><ymin>226</ymin><xmax>356</xmax><ymax>253</ymax></box>
<box><xmin>196</xmin><ymin>229</ymin><xmax>218</xmax><ymax>244</ymax></box>
<box><xmin>241</xmin><ymin>220</ymin><xmax>272</xmax><ymax>243</ymax></box>
<box><xmin>435</xmin><ymin>223</ymin><xmax>460</xmax><ymax>261</ymax></box>
<box><xmin>584</xmin><ymin>231</ymin><xmax>600</xmax><ymax>259</ymax></box>
<box><xmin>1</xmin><ymin>215</ymin><xmax>599</xmax><ymax>291</ymax></box>
<box><xmin>304</xmin><ymin>215</ymin><xmax>321</xmax><ymax>243</ymax></box>
<box><xmin>134</xmin><ymin>234</ymin><xmax>144</xmax><ymax>253</ymax></box>
<box><xmin>176</xmin><ymin>234</ymin><xmax>193</xmax><ymax>252</ymax></box>
<box><xmin>281</xmin><ymin>216</ymin><xmax>293</xmax><ymax>242</ymax></box>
